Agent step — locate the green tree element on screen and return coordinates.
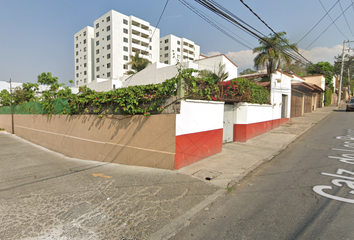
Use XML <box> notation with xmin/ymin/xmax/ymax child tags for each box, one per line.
<box><xmin>37</xmin><ymin>72</ymin><xmax>59</xmax><ymax>86</ymax></box>
<box><xmin>306</xmin><ymin>61</ymin><xmax>334</xmax><ymax>87</ymax></box>
<box><xmin>253</xmin><ymin>31</ymin><xmax>298</xmax><ymax>77</ymax></box>
<box><xmin>126</xmin><ymin>52</ymin><xmax>151</xmax><ymax>75</ymax></box>
<box><xmin>239</xmin><ymin>68</ymin><xmax>256</xmax><ymax>75</ymax></box>
<box><xmin>0</xmin><ymin>89</ymin><xmax>11</xmax><ymax>106</ymax></box>
<box><xmin>68</xmin><ymin>79</ymin><xmax>74</xmax><ymax>86</ymax></box>
<box><xmin>12</xmin><ymin>82</ymin><xmax>39</xmax><ymax>105</ymax></box>
<box><xmin>282</xmin><ymin>60</ymin><xmax>309</xmax><ymax>77</ymax></box>
<box><xmin>198</xmin><ymin>62</ymin><xmax>229</xmax><ymax>84</ymax></box>
<box><xmin>334</xmin><ymin>54</ymin><xmax>354</xmax><ymax>88</ymax></box>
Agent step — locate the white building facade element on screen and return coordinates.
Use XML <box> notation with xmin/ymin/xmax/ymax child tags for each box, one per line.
<box><xmin>74</xmin><ymin>10</ymin><xmax>160</xmax><ymax>87</ymax></box>
<box><xmin>74</xmin><ymin>26</ymin><xmax>94</xmax><ymax>86</ymax></box>
<box><xmin>159</xmin><ymin>34</ymin><xmax>200</xmax><ymax>65</ymax></box>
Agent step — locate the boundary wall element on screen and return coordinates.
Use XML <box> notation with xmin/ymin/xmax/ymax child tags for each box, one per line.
<box><xmin>233</xmin><ymin>103</ymin><xmax>289</xmax><ymax>142</ymax></box>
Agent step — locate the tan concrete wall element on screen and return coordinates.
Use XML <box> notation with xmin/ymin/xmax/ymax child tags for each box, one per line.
<box><xmin>0</xmin><ymin>114</ymin><xmax>176</xmax><ymax>169</ymax></box>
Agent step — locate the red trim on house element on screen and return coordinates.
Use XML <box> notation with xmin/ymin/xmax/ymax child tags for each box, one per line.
<box><xmin>175</xmin><ymin>129</ymin><xmax>223</xmax><ymax>169</ymax></box>
<box><xmin>233</xmin><ymin>118</ymin><xmax>289</xmax><ymax>142</ymax></box>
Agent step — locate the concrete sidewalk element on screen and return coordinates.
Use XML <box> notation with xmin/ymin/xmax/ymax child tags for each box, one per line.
<box><xmin>177</xmin><ymin>105</ymin><xmax>339</xmax><ymax>189</ymax></box>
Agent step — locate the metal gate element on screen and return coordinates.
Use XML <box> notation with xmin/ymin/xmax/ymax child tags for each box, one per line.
<box><xmin>223</xmin><ymin>104</ymin><xmax>234</xmax><ymax>143</ymax></box>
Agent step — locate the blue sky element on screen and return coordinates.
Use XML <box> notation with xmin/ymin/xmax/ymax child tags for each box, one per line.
<box><xmin>1</xmin><ymin>0</ymin><xmax>354</xmax><ymax>84</ymax></box>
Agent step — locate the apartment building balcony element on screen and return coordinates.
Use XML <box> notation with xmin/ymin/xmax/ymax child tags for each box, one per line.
<box><xmin>183</xmin><ymin>42</ymin><xmax>195</xmax><ymax>50</ymax></box>
<box><xmin>131</xmin><ymin>29</ymin><xmax>150</xmax><ymax>42</ymax></box>
<box><xmin>131</xmin><ymin>22</ymin><xmax>150</xmax><ymax>36</ymax></box>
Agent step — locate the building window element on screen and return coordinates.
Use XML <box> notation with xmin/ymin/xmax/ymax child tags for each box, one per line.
<box><xmin>76</xmin><ymin>36</ymin><xmax>78</xmax><ymax>41</ymax></box>
<box><xmin>165</xmin><ymin>46</ymin><xmax>168</xmax><ymax>50</ymax></box>
<box><xmin>96</xmin><ymin>32</ymin><xmax>99</xmax><ymax>37</ymax></box>
<box><xmin>177</xmin><ymin>48</ymin><xmax>180</xmax><ymax>52</ymax></box>
<box><xmin>84</xmin><ymin>55</ymin><xmax>87</xmax><ymax>60</ymax></box>
<box><xmin>76</xmin><ymin>44</ymin><xmax>78</xmax><ymax>48</ymax></box>
<box><xmin>96</xmin><ymin>58</ymin><xmax>99</xmax><ymax>63</ymax></box>
<box><xmin>107</xmin><ymin>63</ymin><xmax>111</xmax><ymax>68</ymax></box>
<box><xmin>107</xmin><ymin>53</ymin><xmax>111</xmax><ymax>59</ymax></box>
<box><xmin>123</xmin><ymin>46</ymin><xmax>128</xmax><ymax>52</ymax></box>
<box><xmin>164</xmin><ymin>60</ymin><xmax>169</xmax><ymax>64</ymax></box>
<box><xmin>96</xmin><ymin>66</ymin><xmax>100</xmax><ymax>71</ymax></box>
<box><xmin>76</xmin><ymin>59</ymin><xmax>79</xmax><ymax>63</ymax></box>
<box><xmin>123</xmin><ymin>65</ymin><xmax>128</xmax><ymax>69</ymax></box>
<box><xmin>84</xmin><ymin>63</ymin><xmax>87</xmax><ymax>67</ymax></box>
<box><xmin>76</xmin><ymin>51</ymin><xmax>78</xmax><ymax>56</ymax></box>
<box><xmin>107</xmin><ymin>72</ymin><xmax>111</xmax><ymax>77</ymax></box>
<box><xmin>165</xmin><ymin>39</ymin><xmax>168</xmax><ymax>43</ymax></box>
<box><xmin>106</xmin><ymin>25</ymin><xmax>110</xmax><ymax>31</ymax></box>
<box><xmin>107</xmin><ymin>35</ymin><xmax>111</xmax><ymax>41</ymax></box>
<box><xmin>84</xmin><ymin>78</ymin><xmax>87</xmax><ymax>83</ymax></box>
<box><xmin>123</xmin><ymin>28</ymin><xmax>128</xmax><ymax>34</ymax></box>
<box><xmin>177</xmin><ymin>40</ymin><xmax>180</xmax><ymax>45</ymax></box>
<box><xmin>76</xmin><ymin>66</ymin><xmax>79</xmax><ymax>70</ymax></box>
<box><xmin>165</xmin><ymin>53</ymin><xmax>168</xmax><ymax>57</ymax></box>
<box><xmin>84</xmin><ymin>70</ymin><xmax>87</xmax><ymax>75</ymax></box>
<box><xmin>123</xmin><ymin>37</ymin><xmax>128</xmax><ymax>43</ymax></box>
<box><xmin>96</xmin><ymin>49</ymin><xmax>99</xmax><ymax>54</ymax></box>
<box><xmin>83</xmin><ymin>39</ymin><xmax>86</xmax><ymax>44</ymax></box>
<box><xmin>107</xmin><ymin>44</ymin><xmax>111</xmax><ymax>50</ymax></box>
<box><xmin>96</xmin><ymin>23</ymin><xmax>99</xmax><ymax>28</ymax></box>
<box><xmin>96</xmin><ymin>41</ymin><xmax>99</xmax><ymax>46</ymax></box>
<box><xmin>123</xmin><ymin>19</ymin><xmax>128</xmax><ymax>25</ymax></box>
<box><xmin>106</xmin><ymin>16</ymin><xmax>110</xmax><ymax>22</ymax></box>
<box><xmin>76</xmin><ymin>73</ymin><xmax>79</xmax><ymax>77</ymax></box>
<box><xmin>96</xmin><ymin>75</ymin><xmax>100</xmax><ymax>78</ymax></box>
<box><xmin>76</xmin><ymin>80</ymin><xmax>79</xmax><ymax>85</ymax></box>
<box><xmin>124</xmin><ymin>55</ymin><xmax>128</xmax><ymax>61</ymax></box>
<box><xmin>150</xmin><ymin>46</ymin><xmax>152</xmax><ymax>50</ymax></box>
<box><xmin>83</xmin><ymin>31</ymin><xmax>86</xmax><ymax>36</ymax></box>
<box><xmin>84</xmin><ymin>47</ymin><xmax>87</xmax><ymax>52</ymax></box>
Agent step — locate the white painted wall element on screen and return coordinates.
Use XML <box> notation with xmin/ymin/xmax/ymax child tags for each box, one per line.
<box><xmin>176</xmin><ymin>99</ymin><xmax>224</xmax><ymax>136</ymax></box>
<box><xmin>194</xmin><ymin>55</ymin><xmax>238</xmax><ymax>81</ymax></box>
<box><xmin>0</xmin><ymin>81</ymin><xmax>23</xmax><ymax>92</ymax></box>
<box><xmin>234</xmin><ymin>103</ymin><xmax>274</xmax><ymax>124</ymax></box>
<box><xmin>87</xmin><ymin>78</ymin><xmax>122</xmax><ymax>92</ymax></box>
<box><xmin>121</xmin><ymin>61</ymin><xmax>199</xmax><ymax>87</ymax></box>
<box><xmin>270</xmin><ymin>71</ymin><xmax>292</xmax><ymax>118</ymax></box>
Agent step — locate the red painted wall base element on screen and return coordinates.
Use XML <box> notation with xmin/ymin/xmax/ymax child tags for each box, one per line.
<box><xmin>175</xmin><ymin>129</ymin><xmax>223</xmax><ymax>170</ymax></box>
<box><xmin>234</xmin><ymin>118</ymin><xmax>289</xmax><ymax>142</ymax></box>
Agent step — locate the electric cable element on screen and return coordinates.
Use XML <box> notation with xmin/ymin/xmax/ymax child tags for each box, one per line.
<box><xmin>338</xmin><ymin>0</ymin><xmax>354</xmax><ymax>38</ymax></box>
<box><xmin>319</xmin><ymin>0</ymin><xmax>349</xmax><ymax>40</ymax></box>
<box><xmin>303</xmin><ymin>1</ymin><xmax>354</xmax><ymax>52</ymax></box>
<box><xmin>296</xmin><ymin>0</ymin><xmax>339</xmax><ymax>44</ymax></box>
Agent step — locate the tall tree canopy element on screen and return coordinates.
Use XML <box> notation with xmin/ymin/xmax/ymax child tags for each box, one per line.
<box><xmin>37</xmin><ymin>72</ymin><xmax>59</xmax><ymax>85</ymax></box>
<box><xmin>253</xmin><ymin>31</ymin><xmax>298</xmax><ymax>77</ymax></box>
<box><xmin>198</xmin><ymin>62</ymin><xmax>229</xmax><ymax>84</ymax></box>
<box><xmin>306</xmin><ymin>61</ymin><xmax>334</xmax><ymax>87</ymax></box>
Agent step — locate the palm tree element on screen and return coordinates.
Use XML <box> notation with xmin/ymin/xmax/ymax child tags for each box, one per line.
<box><xmin>253</xmin><ymin>31</ymin><xmax>298</xmax><ymax>77</ymax></box>
<box><xmin>198</xmin><ymin>62</ymin><xmax>229</xmax><ymax>83</ymax></box>
<box><xmin>126</xmin><ymin>52</ymin><xmax>151</xmax><ymax>75</ymax></box>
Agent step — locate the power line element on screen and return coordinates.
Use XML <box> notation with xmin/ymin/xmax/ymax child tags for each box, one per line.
<box><xmin>338</xmin><ymin>0</ymin><xmax>354</xmax><ymax>38</ymax></box>
<box><xmin>303</xmin><ymin>1</ymin><xmax>354</xmax><ymax>52</ymax></box>
<box><xmin>238</xmin><ymin>0</ymin><xmax>311</xmax><ymax>64</ymax></box>
<box><xmin>319</xmin><ymin>0</ymin><xmax>348</xmax><ymax>40</ymax></box>
<box><xmin>192</xmin><ymin>0</ymin><xmax>310</xmax><ymax>65</ymax></box>
<box><xmin>125</xmin><ymin>0</ymin><xmax>170</xmax><ymax>87</ymax></box>
<box><xmin>297</xmin><ymin>0</ymin><xmax>339</xmax><ymax>44</ymax></box>
<box><xmin>178</xmin><ymin>0</ymin><xmax>254</xmax><ymax>49</ymax></box>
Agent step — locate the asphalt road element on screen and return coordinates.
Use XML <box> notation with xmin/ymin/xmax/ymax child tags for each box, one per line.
<box><xmin>170</xmin><ymin>109</ymin><xmax>354</xmax><ymax>240</ymax></box>
<box><xmin>0</xmin><ymin>133</ymin><xmax>220</xmax><ymax>240</ymax></box>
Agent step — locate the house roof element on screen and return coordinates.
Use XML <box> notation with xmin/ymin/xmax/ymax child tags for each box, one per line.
<box><xmin>256</xmin><ymin>82</ymin><xmax>270</xmax><ymax>90</ymax></box>
<box><xmin>292</xmin><ymin>82</ymin><xmax>323</xmax><ymax>92</ymax></box>
<box><xmin>304</xmin><ymin>74</ymin><xmax>326</xmax><ymax>78</ymax></box>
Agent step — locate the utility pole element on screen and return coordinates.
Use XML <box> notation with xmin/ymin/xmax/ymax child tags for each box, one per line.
<box><xmin>338</xmin><ymin>41</ymin><xmax>346</xmax><ymax>107</ymax></box>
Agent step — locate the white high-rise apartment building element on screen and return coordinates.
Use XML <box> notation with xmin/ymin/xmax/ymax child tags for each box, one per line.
<box><xmin>74</xmin><ymin>10</ymin><xmax>160</xmax><ymax>87</ymax></box>
<box><xmin>159</xmin><ymin>34</ymin><xmax>200</xmax><ymax>65</ymax></box>
<box><xmin>74</xmin><ymin>26</ymin><xmax>94</xmax><ymax>86</ymax></box>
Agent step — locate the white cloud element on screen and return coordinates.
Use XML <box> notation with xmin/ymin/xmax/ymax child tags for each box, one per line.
<box><xmin>205</xmin><ymin>45</ymin><xmax>343</xmax><ymax>72</ymax></box>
